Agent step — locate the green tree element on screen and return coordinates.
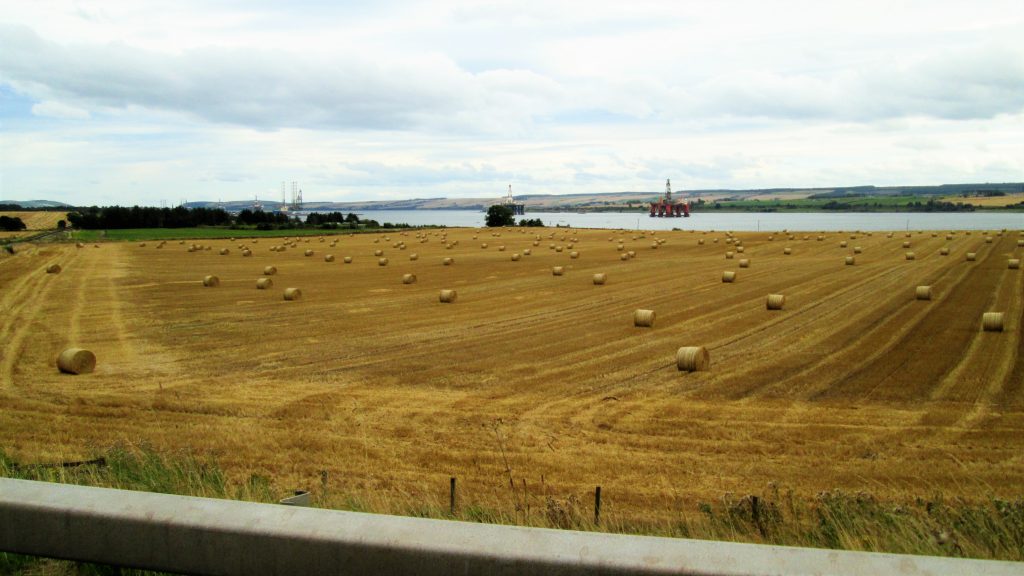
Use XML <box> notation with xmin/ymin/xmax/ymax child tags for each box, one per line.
<box><xmin>485</xmin><ymin>205</ymin><xmax>515</xmax><ymax>227</ymax></box>
<box><xmin>0</xmin><ymin>216</ymin><xmax>26</xmax><ymax>231</ymax></box>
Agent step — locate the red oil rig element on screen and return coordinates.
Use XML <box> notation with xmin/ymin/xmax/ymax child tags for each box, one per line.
<box><xmin>649</xmin><ymin>179</ymin><xmax>690</xmax><ymax>217</ymax></box>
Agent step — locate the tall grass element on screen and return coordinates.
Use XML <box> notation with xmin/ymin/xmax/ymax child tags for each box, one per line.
<box><xmin>2</xmin><ymin>446</ymin><xmax>1022</xmax><ymax>575</ymax></box>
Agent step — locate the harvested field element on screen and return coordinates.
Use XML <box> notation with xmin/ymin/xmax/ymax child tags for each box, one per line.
<box><xmin>0</xmin><ymin>228</ymin><xmax>1022</xmax><ymax>528</ymax></box>
<box><xmin>940</xmin><ymin>193</ymin><xmax>1024</xmax><ymax>207</ymax></box>
<box><xmin>0</xmin><ymin>211</ymin><xmax>68</xmax><ymax>230</ymax></box>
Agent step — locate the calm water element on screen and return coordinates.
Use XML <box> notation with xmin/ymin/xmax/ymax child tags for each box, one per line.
<box><xmin>344</xmin><ymin>210</ymin><xmax>1023</xmax><ymax>232</ymax></box>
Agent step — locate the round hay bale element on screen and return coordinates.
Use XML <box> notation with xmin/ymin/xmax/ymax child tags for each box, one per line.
<box><xmin>378</xmin><ymin>258</ymin><xmax>389</xmax><ymax>266</ymax></box>
<box><xmin>766</xmin><ymin>294</ymin><xmax>785</xmax><ymax>310</ymax></box>
<box><xmin>324</xmin><ymin>254</ymin><xmax>335</xmax><ymax>262</ymax></box>
<box><xmin>617</xmin><ymin>244</ymin><xmax>624</xmax><ymax>251</ymax></box>
<box><xmin>57</xmin><ymin>348</ymin><xmax>96</xmax><ymax>375</ymax></box>
<box><xmin>511</xmin><ymin>253</ymin><xmax>521</xmax><ymax>261</ymax></box>
<box><xmin>1016</xmin><ymin>239</ymin><xmax>1024</xmax><ymax>247</ymax></box>
<box><xmin>533</xmin><ymin>241</ymin><xmax>540</xmax><ymax>246</ymax></box>
<box><xmin>283</xmin><ymin>288</ymin><xmax>302</xmax><ymax>301</ymax></box>
<box><xmin>627</xmin><ymin>250</ymin><xmax>636</xmax><ymax>258</ymax></box>
<box><xmin>985</xmin><ymin>236</ymin><xmax>993</xmax><ymax>243</ymax></box>
<box><xmin>242</xmin><ymin>249</ymin><xmax>252</xmax><ymax>257</ymax></box>
<box><xmin>410</xmin><ymin>253</ymin><xmax>419</xmax><ymax>261</ymax></box>
<box><xmin>698</xmin><ymin>239</ymin><xmax>705</xmax><ymax>245</ymax></box>
<box><xmin>552</xmin><ymin>266</ymin><xmax>565</xmax><ymax>276</ymax></box>
<box><xmin>736</xmin><ymin>246</ymin><xmax>745</xmax><ymax>253</ymax></box>
<box><xmin>633</xmin><ymin>309</ymin><xmax>655</xmax><ymax>328</ymax></box>
<box><xmin>523</xmin><ymin>249</ymin><xmax>531</xmax><ymax>256</ymax></box>
<box><xmin>570</xmin><ymin>251</ymin><xmax>579</xmax><ymax>259</ymax></box>
<box><xmin>344</xmin><ymin>256</ymin><xmax>353</xmax><ymax>263</ymax></box>
<box><xmin>620</xmin><ymin>253</ymin><xmax>629</xmax><ymax>261</ymax></box>
<box><xmin>263</xmin><ymin>266</ymin><xmax>277</xmax><ymax>275</ymax></box>
<box><xmin>374</xmin><ymin>249</ymin><xmax>384</xmax><ymax>256</ymax></box>
<box><xmin>443</xmin><ymin>257</ymin><xmax>453</xmax><ymax>266</ymax></box>
<box><xmin>200</xmin><ymin>275</ymin><xmax>220</xmax><ymax>287</ymax></box>
<box><xmin>840</xmin><ymin>241</ymin><xmax>848</xmax><ymax>248</ymax></box>
<box><xmin>902</xmin><ymin>241</ymin><xmax>911</xmax><ymax>248</ymax></box>
<box><xmin>304</xmin><ymin>249</ymin><xmax>314</xmax><ymax>257</ymax></box>
<box><xmin>650</xmin><ymin>242</ymin><xmax>659</xmax><ymax>249</ymax></box>
<box><xmin>817</xmin><ymin>236</ymin><xmax>824</xmax><ymax>241</ymax></box>
<box><xmin>1009</xmin><ymin>259</ymin><xmax>1020</xmax><ymax>270</ymax></box>
<box><xmin>853</xmin><ymin>246</ymin><xmax>862</xmax><ymax>254</ymax></box>
<box><xmin>220</xmin><ymin>248</ymin><xmax>230</xmax><ymax>255</ymax></box>
<box><xmin>783</xmin><ymin>248</ymin><xmax>792</xmax><ymax>255</ymax></box>
<box><xmin>498</xmin><ymin>245</ymin><xmax>506</xmax><ymax>251</ymax></box>
<box><xmin>439</xmin><ymin>289</ymin><xmax>457</xmax><ymax>303</ymax></box>
<box><xmin>481</xmin><ymin>243</ymin><xmax>488</xmax><ymax>249</ymax></box>
<box><xmin>939</xmin><ymin>247</ymin><xmax>949</xmax><ymax>255</ymax></box>
<box><xmin>725</xmin><ymin>251</ymin><xmax>734</xmax><ymax>259</ymax></box>
<box><xmin>845</xmin><ymin>256</ymin><xmax>855</xmax><ymax>266</ymax></box>
<box><xmin>767</xmin><ymin>236</ymin><xmax>773</xmax><ymax>241</ymax></box>
<box><xmin>676</xmin><ymin>346</ymin><xmax>710</xmax><ymax>372</ymax></box>
<box><xmin>592</xmin><ymin>273</ymin><xmax>607</xmax><ymax>285</ymax></box>
<box><xmin>76</xmin><ymin>242</ymin><xmax>84</xmax><ymax>248</ymax></box>
<box><xmin>966</xmin><ymin>252</ymin><xmax>977</xmax><ymax>261</ymax></box>
<box><xmin>139</xmin><ymin>242</ymin><xmax>147</xmax><ymax>247</ymax></box>
<box><xmin>947</xmin><ymin>234</ymin><xmax>954</xmax><ymax>241</ymax></box>
<box><xmin>982</xmin><ymin>312</ymin><xmax>1004</xmax><ymax>332</ymax></box>
<box><xmin>45</xmin><ymin>264</ymin><xmax>62</xmax><ymax>274</ymax></box>
<box><xmin>555</xmin><ymin>246</ymin><xmax>564</xmax><ymax>253</ymax></box>
<box><xmin>402</xmin><ymin>273</ymin><xmax>417</xmax><ymax>284</ymax></box>
<box><xmin>738</xmin><ymin>259</ymin><xmax>750</xmax><ymax>268</ymax></box>
<box><xmin>915</xmin><ymin>286</ymin><xmax>932</xmax><ymax>300</ymax></box>
<box><xmin>905</xmin><ymin>252</ymin><xmax>916</xmax><ymax>260</ymax></box>
<box><xmin>256</xmin><ymin>277</ymin><xmax>273</xmax><ymax>289</ymax></box>
<box><xmin>722</xmin><ymin>271</ymin><xmax>736</xmax><ymax>283</ymax></box>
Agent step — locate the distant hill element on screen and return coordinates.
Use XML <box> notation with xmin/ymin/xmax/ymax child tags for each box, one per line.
<box><xmin>0</xmin><ymin>199</ymin><xmax>73</xmax><ymax>209</ymax></box>
<box><xmin>184</xmin><ymin>182</ymin><xmax>1024</xmax><ymax>212</ymax></box>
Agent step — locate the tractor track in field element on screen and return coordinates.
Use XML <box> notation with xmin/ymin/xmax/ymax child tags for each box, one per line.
<box><xmin>0</xmin><ymin>247</ymin><xmax>71</xmax><ymax>387</ymax></box>
<box><xmin>823</xmin><ymin>238</ymin><xmax>1011</xmax><ymax>404</ymax></box>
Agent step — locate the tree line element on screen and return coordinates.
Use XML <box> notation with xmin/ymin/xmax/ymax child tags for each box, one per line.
<box><xmin>63</xmin><ymin>206</ymin><xmax>397</xmax><ymax>230</ymax></box>
<box><xmin>67</xmin><ymin>206</ymin><xmax>232</xmax><ymax>229</ymax></box>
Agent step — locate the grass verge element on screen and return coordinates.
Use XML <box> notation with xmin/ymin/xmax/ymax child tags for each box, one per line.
<box><xmin>1</xmin><ymin>445</ymin><xmax>1022</xmax><ymax>574</ymax></box>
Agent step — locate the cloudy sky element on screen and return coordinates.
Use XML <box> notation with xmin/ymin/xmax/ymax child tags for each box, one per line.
<box><xmin>1</xmin><ymin>1</ymin><xmax>1023</xmax><ymax>206</ymax></box>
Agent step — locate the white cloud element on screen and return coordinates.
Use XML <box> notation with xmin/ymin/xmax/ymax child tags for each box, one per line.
<box><xmin>30</xmin><ymin>100</ymin><xmax>91</xmax><ymax>119</ymax></box>
<box><xmin>1</xmin><ymin>1</ymin><xmax>1023</xmax><ymax>205</ymax></box>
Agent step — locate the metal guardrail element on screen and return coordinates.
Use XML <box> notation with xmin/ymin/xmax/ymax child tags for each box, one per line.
<box><xmin>1</xmin><ymin>478</ymin><xmax>1020</xmax><ymax>575</ymax></box>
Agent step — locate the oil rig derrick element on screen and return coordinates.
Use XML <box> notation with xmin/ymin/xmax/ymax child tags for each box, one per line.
<box><xmin>502</xmin><ymin>184</ymin><xmax>525</xmax><ymax>215</ymax></box>
<box><xmin>649</xmin><ymin>179</ymin><xmax>690</xmax><ymax>217</ymax></box>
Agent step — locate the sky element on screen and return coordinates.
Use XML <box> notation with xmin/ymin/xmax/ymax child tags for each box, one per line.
<box><xmin>1</xmin><ymin>1</ymin><xmax>1023</xmax><ymax>206</ymax></box>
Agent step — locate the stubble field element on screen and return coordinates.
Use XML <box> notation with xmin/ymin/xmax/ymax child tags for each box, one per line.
<box><xmin>1</xmin><ymin>226</ymin><xmax>1022</xmax><ymax>528</ymax></box>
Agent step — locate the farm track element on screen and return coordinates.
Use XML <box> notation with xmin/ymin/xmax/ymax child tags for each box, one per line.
<box><xmin>1</xmin><ymin>228</ymin><xmax>1022</xmax><ymax>519</ymax></box>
